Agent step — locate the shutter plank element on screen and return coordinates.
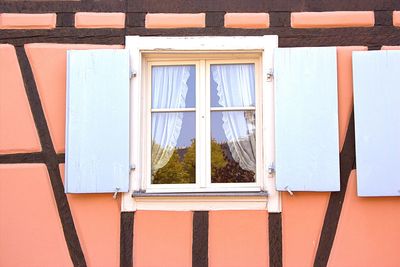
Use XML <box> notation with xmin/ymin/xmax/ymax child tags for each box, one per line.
<box><xmin>353</xmin><ymin>51</ymin><xmax>400</xmax><ymax>196</ymax></box>
<box><xmin>274</xmin><ymin>47</ymin><xmax>340</xmax><ymax>191</ymax></box>
<box><xmin>65</xmin><ymin>49</ymin><xmax>130</xmax><ymax>193</ymax></box>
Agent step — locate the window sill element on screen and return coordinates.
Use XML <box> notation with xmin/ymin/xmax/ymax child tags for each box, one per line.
<box><xmin>132</xmin><ymin>191</ymin><xmax>268</xmax><ymax>197</ymax></box>
<box><xmin>127</xmin><ymin>191</ymin><xmax>269</xmax><ymax>211</ymax></box>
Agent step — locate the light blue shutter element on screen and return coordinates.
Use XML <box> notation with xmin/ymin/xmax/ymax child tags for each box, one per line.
<box><xmin>353</xmin><ymin>51</ymin><xmax>400</xmax><ymax>196</ymax></box>
<box><xmin>65</xmin><ymin>50</ymin><xmax>130</xmax><ymax>193</ymax></box>
<box><xmin>274</xmin><ymin>47</ymin><xmax>340</xmax><ymax>191</ymax></box>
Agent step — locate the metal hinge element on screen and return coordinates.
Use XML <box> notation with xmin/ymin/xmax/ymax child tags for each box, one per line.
<box><xmin>130</xmin><ymin>164</ymin><xmax>136</xmax><ymax>173</ymax></box>
<box><xmin>267</xmin><ymin>163</ymin><xmax>275</xmax><ymax>177</ymax></box>
<box><xmin>266</xmin><ymin>69</ymin><xmax>274</xmax><ymax>82</ymax></box>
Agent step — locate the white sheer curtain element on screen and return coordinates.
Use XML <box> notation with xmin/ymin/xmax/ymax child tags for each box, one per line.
<box><xmin>211</xmin><ymin>64</ymin><xmax>256</xmax><ymax>173</ymax></box>
<box><xmin>151</xmin><ymin>66</ymin><xmax>190</xmax><ymax>174</ymax></box>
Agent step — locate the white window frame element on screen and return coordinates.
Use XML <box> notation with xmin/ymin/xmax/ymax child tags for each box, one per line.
<box><xmin>145</xmin><ymin>57</ymin><xmax>262</xmax><ymax>193</ymax></box>
<box><xmin>122</xmin><ymin>36</ymin><xmax>281</xmax><ymax>212</ymax></box>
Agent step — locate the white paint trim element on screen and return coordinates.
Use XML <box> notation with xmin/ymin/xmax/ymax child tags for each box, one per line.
<box><xmin>123</xmin><ymin>35</ymin><xmax>280</xmax><ymax>212</ymax></box>
<box><xmin>145</xmin><ymin>60</ymin><xmax>201</xmax><ymax>191</ymax></box>
<box><xmin>145</xmin><ymin>57</ymin><xmax>263</xmax><ymax>192</ymax></box>
<box><xmin>199</xmin><ymin>59</ymin><xmax>207</xmax><ymax>189</ymax></box>
<box><xmin>151</xmin><ymin>108</ymin><xmax>196</xmax><ymax>113</ymax></box>
<box><xmin>122</xmin><ymin>42</ymin><xmax>141</xmax><ymax>211</ymax></box>
<box><xmin>144</xmin><ymin>186</ymin><xmax>261</xmax><ymax>193</ymax></box>
<box><xmin>126</xmin><ymin>35</ymin><xmax>278</xmax><ymax>52</ymax></box>
<box><xmin>264</xmin><ymin>47</ymin><xmax>281</xmax><ymax>213</ymax></box>
<box><xmin>205</xmin><ymin>58</ymin><xmax>261</xmax><ymax>190</ymax></box>
<box><xmin>130</xmin><ymin>196</ymin><xmax>268</xmax><ymax>211</ymax></box>
<box><xmin>210</xmin><ymin>106</ymin><xmax>256</xmax><ymax>111</ymax></box>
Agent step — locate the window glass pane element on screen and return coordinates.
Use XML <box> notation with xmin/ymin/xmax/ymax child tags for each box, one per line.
<box><xmin>152</xmin><ymin>65</ymin><xmax>195</xmax><ymax>109</ymax></box>
<box><xmin>211</xmin><ymin>111</ymin><xmax>256</xmax><ymax>183</ymax></box>
<box><xmin>210</xmin><ymin>64</ymin><xmax>255</xmax><ymax>108</ymax></box>
<box><xmin>151</xmin><ymin>112</ymin><xmax>196</xmax><ymax>184</ymax></box>
<box><xmin>186</xmin><ymin>66</ymin><xmax>196</xmax><ymax>107</ymax></box>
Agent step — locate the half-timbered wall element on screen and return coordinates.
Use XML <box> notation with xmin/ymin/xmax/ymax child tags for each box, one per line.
<box><xmin>2</xmin><ymin>1</ymin><xmax>400</xmax><ymax>266</ymax></box>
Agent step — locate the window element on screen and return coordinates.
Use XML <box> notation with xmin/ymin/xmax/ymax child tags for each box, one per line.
<box><xmin>65</xmin><ymin>36</ymin><xmax>341</xmax><ymax>212</ymax></box>
<box><xmin>123</xmin><ymin>36</ymin><xmax>279</xmax><ymax>211</ymax></box>
<box><xmin>143</xmin><ymin>56</ymin><xmax>262</xmax><ymax>192</ymax></box>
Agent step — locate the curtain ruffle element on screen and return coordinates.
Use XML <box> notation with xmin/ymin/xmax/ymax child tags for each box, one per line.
<box><xmin>212</xmin><ymin>64</ymin><xmax>256</xmax><ymax>173</ymax></box>
<box><xmin>151</xmin><ymin>66</ymin><xmax>191</xmax><ymax>174</ymax></box>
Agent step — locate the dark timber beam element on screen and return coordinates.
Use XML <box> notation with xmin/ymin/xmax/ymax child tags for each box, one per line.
<box><xmin>314</xmin><ymin>113</ymin><xmax>356</xmax><ymax>267</ymax></box>
<box><xmin>15</xmin><ymin>47</ymin><xmax>87</xmax><ymax>267</ymax></box>
<box><xmin>120</xmin><ymin>212</ymin><xmax>134</xmax><ymax>267</ymax></box>
<box><xmin>192</xmin><ymin>211</ymin><xmax>209</xmax><ymax>267</ymax></box>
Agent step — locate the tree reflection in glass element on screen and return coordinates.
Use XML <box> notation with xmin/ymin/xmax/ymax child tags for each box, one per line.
<box><xmin>150</xmin><ymin>65</ymin><xmax>196</xmax><ymax>184</ymax></box>
<box><xmin>151</xmin><ymin>112</ymin><xmax>196</xmax><ymax>184</ymax></box>
<box><xmin>211</xmin><ymin>111</ymin><xmax>256</xmax><ymax>183</ymax></box>
<box><xmin>210</xmin><ymin>63</ymin><xmax>256</xmax><ymax>183</ymax></box>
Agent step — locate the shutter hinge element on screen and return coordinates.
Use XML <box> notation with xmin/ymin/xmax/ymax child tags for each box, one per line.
<box><xmin>130</xmin><ymin>70</ymin><xmax>137</xmax><ymax>79</ymax></box>
<box><xmin>130</xmin><ymin>164</ymin><xmax>136</xmax><ymax>173</ymax></box>
<box><xmin>267</xmin><ymin>163</ymin><xmax>275</xmax><ymax>177</ymax></box>
<box><xmin>266</xmin><ymin>69</ymin><xmax>274</xmax><ymax>82</ymax></box>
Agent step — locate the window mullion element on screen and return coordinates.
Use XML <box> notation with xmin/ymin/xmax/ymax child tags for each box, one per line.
<box><xmin>198</xmin><ymin>60</ymin><xmax>210</xmax><ymax>188</ymax></box>
<box><xmin>195</xmin><ymin>61</ymin><xmax>203</xmax><ymax>188</ymax></box>
<box><xmin>203</xmin><ymin>60</ymin><xmax>211</xmax><ymax>188</ymax></box>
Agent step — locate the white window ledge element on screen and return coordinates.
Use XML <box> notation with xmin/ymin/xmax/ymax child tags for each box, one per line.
<box><xmin>130</xmin><ymin>192</ymin><xmax>268</xmax><ymax>211</ymax></box>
